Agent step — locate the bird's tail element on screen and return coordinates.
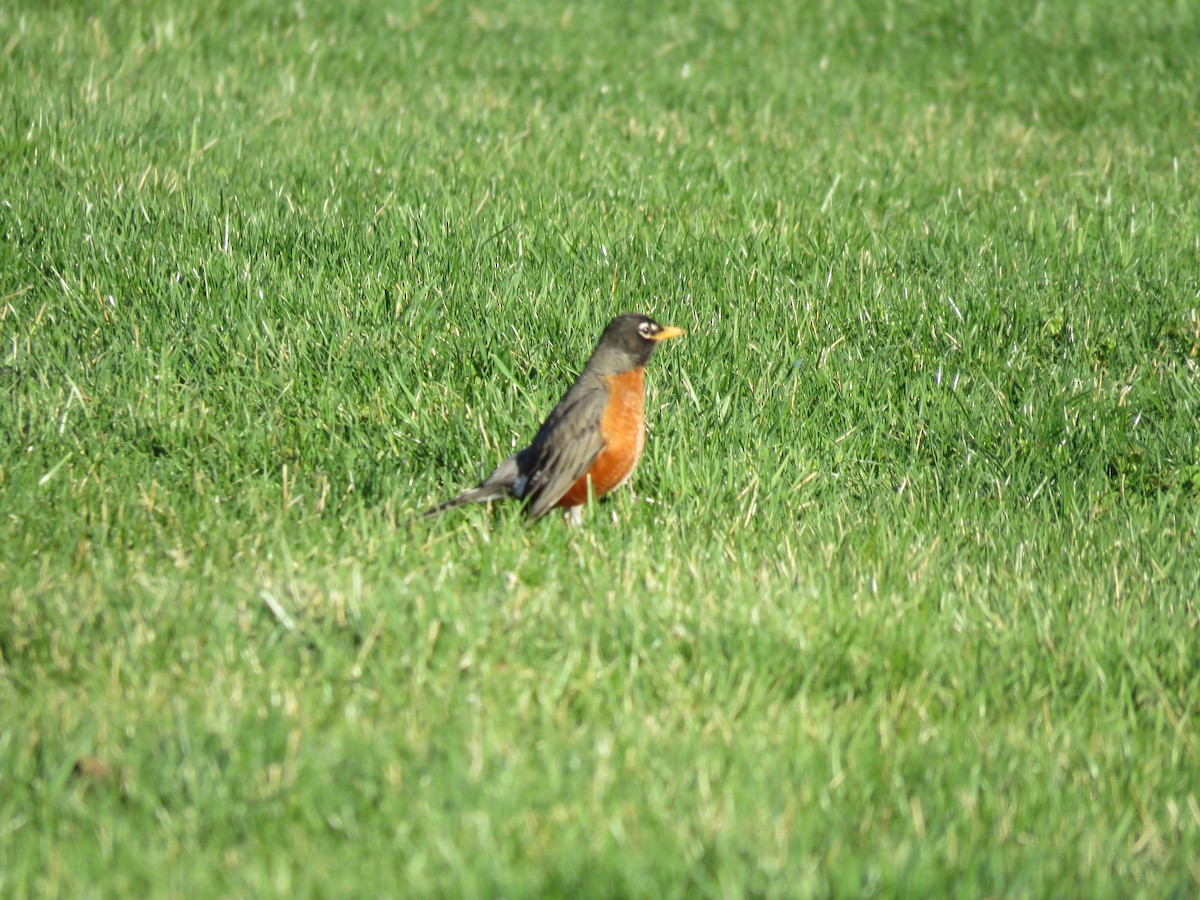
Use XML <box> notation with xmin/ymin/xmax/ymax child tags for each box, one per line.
<box><xmin>423</xmin><ymin>456</ymin><xmax>519</xmax><ymax>518</ymax></box>
<box><xmin>423</xmin><ymin>483</ymin><xmax>510</xmax><ymax>517</ymax></box>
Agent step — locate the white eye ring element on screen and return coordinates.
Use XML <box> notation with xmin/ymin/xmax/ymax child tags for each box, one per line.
<box><xmin>638</xmin><ymin>322</ymin><xmax>654</xmax><ymax>337</ymax></box>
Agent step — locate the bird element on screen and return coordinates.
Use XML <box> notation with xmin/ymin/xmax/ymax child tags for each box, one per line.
<box><xmin>425</xmin><ymin>313</ymin><xmax>684</xmax><ymax>522</ymax></box>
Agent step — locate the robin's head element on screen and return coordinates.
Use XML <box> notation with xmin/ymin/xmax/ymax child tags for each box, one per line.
<box><xmin>585</xmin><ymin>313</ymin><xmax>684</xmax><ymax>373</ymax></box>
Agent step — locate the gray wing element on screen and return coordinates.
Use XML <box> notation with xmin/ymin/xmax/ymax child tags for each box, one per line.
<box><xmin>518</xmin><ymin>381</ymin><xmax>608</xmax><ymax>519</ymax></box>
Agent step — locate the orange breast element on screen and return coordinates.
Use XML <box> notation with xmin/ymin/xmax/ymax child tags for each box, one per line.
<box><xmin>555</xmin><ymin>368</ymin><xmax>646</xmax><ymax>509</ymax></box>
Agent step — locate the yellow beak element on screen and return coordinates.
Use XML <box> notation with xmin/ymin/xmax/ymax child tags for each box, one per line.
<box><xmin>651</xmin><ymin>325</ymin><xmax>685</xmax><ymax>342</ymax></box>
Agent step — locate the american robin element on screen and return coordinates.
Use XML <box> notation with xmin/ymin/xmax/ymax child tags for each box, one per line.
<box><xmin>426</xmin><ymin>313</ymin><xmax>684</xmax><ymax>522</ymax></box>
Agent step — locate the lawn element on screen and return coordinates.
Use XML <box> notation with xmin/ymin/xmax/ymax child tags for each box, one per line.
<box><xmin>2</xmin><ymin>0</ymin><xmax>1199</xmax><ymax>895</ymax></box>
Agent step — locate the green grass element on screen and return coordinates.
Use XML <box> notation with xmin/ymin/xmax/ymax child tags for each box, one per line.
<box><xmin>3</xmin><ymin>0</ymin><xmax>1199</xmax><ymax>895</ymax></box>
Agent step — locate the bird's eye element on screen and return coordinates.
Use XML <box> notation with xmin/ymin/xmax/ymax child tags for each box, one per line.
<box><xmin>638</xmin><ymin>322</ymin><xmax>654</xmax><ymax>338</ymax></box>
